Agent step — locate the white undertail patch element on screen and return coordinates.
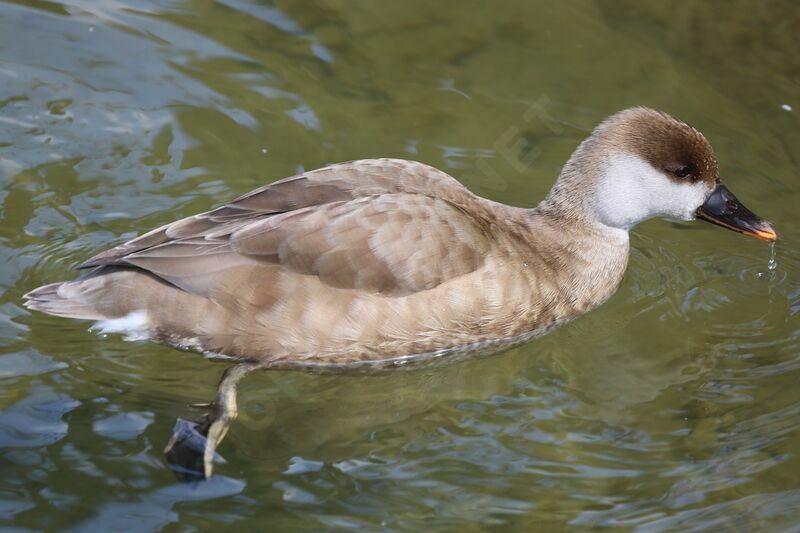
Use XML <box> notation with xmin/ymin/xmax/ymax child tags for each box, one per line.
<box><xmin>91</xmin><ymin>310</ymin><xmax>152</xmax><ymax>342</ymax></box>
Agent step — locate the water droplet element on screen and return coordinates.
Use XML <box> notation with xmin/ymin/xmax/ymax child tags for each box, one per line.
<box><xmin>768</xmin><ymin>241</ymin><xmax>777</xmax><ymax>271</ymax></box>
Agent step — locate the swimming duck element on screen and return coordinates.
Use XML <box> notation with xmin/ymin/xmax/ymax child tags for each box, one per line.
<box><xmin>24</xmin><ymin>107</ymin><xmax>776</xmax><ymax>478</ymax></box>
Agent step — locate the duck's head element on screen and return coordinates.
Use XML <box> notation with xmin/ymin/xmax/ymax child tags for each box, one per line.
<box><xmin>546</xmin><ymin>107</ymin><xmax>776</xmax><ymax>241</ymax></box>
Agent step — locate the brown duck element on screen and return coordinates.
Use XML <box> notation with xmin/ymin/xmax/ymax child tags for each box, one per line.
<box><xmin>24</xmin><ymin>107</ymin><xmax>777</xmax><ymax>478</ymax></box>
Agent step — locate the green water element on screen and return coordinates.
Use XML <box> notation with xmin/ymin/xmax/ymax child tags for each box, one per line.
<box><xmin>2</xmin><ymin>0</ymin><xmax>799</xmax><ymax>530</ymax></box>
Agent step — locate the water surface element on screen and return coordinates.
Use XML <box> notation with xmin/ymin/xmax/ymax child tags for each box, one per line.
<box><xmin>1</xmin><ymin>1</ymin><xmax>799</xmax><ymax>530</ymax></box>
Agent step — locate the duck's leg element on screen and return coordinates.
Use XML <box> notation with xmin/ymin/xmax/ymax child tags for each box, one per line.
<box><xmin>164</xmin><ymin>361</ymin><xmax>268</xmax><ymax>480</ymax></box>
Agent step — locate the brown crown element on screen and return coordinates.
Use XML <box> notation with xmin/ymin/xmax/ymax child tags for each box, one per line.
<box><xmin>597</xmin><ymin>107</ymin><xmax>719</xmax><ymax>186</ymax></box>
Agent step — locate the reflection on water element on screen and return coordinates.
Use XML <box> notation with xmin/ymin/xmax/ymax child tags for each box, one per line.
<box><xmin>1</xmin><ymin>0</ymin><xmax>799</xmax><ymax>530</ymax></box>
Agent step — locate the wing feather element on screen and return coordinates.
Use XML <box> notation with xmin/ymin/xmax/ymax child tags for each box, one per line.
<box><xmin>78</xmin><ymin>159</ymin><xmax>492</xmax><ymax>298</ymax></box>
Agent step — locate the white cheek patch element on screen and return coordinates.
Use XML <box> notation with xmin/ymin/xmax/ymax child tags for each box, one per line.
<box><xmin>594</xmin><ymin>153</ymin><xmax>710</xmax><ymax>230</ymax></box>
<box><xmin>91</xmin><ymin>310</ymin><xmax>152</xmax><ymax>342</ymax></box>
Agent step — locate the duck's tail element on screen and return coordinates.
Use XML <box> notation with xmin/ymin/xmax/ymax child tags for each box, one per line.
<box><xmin>23</xmin><ymin>280</ymin><xmax>107</xmax><ymax>320</ymax></box>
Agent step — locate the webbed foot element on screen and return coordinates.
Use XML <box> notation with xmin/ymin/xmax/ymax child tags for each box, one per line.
<box><xmin>163</xmin><ymin>361</ymin><xmax>266</xmax><ymax>480</ymax></box>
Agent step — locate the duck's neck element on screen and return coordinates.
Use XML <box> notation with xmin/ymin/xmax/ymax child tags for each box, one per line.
<box><xmin>535</xmin><ymin>132</ymin><xmax>606</xmax><ymax>224</ymax></box>
<box><xmin>527</xmin><ymin>204</ymin><xmax>630</xmax><ymax>273</ymax></box>
<box><xmin>521</xmin><ymin>154</ymin><xmax>632</xmax><ymax>315</ymax></box>
<box><xmin>522</xmin><ymin>206</ymin><xmax>630</xmax><ymax>318</ymax></box>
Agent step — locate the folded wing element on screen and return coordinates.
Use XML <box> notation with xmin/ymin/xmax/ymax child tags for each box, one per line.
<box><xmin>79</xmin><ymin>159</ymin><xmax>493</xmax><ymax>298</ymax></box>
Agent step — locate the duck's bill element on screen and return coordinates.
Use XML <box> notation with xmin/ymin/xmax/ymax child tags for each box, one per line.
<box><xmin>696</xmin><ymin>184</ymin><xmax>777</xmax><ymax>242</ymax></box>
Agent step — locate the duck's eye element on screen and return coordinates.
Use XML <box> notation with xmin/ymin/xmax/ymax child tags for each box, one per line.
<box><xmin>673</xmin><ymin>166</ymin><xmax>692</xmax><ymax>179</ymax></box>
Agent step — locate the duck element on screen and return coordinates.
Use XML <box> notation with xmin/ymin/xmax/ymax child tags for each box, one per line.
<box><xmin>23</xmin><ymin>107</ymin><xmax>777</xmax><ymax>479</ymax></box>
